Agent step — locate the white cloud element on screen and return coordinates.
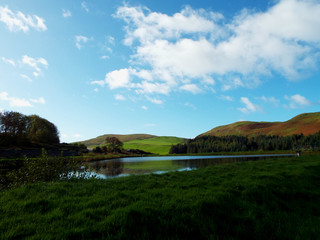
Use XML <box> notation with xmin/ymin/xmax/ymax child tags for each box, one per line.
<box><xmin>75</xmin><ymin>35</ymin><xmax>91</xmax><ymax>50</ymax></box>
<box><xmin>81</xmin><ymin>2</ymin><xmax>89</xmax><ymax>12</ymax></box>
<box><xmin>107</xmin><ymin>36</ymin><xmax>115</xmax><ymax>45</ymax></box>
<box><xmin>0</xmin><ymin>92</ymin><xmax>46</xmax><ymax>107</ymax></box>
<box><xmin>180</xmin><ymin>84</ymin><xmax>202</xmax><ymax>94</ymax></box>
<box><xmin>219</xmin><ymin>95</ymin><xmax>233</xmax><ymax>101</ymax></box>
<box><xmin>0</xmin><ymin>92</ymin><xmax>32</xmax><ymax>107</ymax></box>
<box><xmin>106</xmin><ymin>69</ymin><xmax>131</xmax><ymax>89</ymax></box>
<box><xmin>238</xmin><ymin>97</ymin><xmax>262</xmax><ymax>113</ymax></box>
<box><xmin>141</xmin><ymin>105</ymin><xmax>148</xmax><ymax>110</ymax></box>
<box><xmin>22</xmin><ymin>55</ymin><xmax>48</xmax><ymax>77</ymax></box>
<box><xmin>258</xmin><ymin>96</ymin><xmax>280</xmax><ymax>107</ymax></box>
<box><xmin>185</xmin><ymin>102</ymin><xmax>197</xmax><ymax>109</ymax></box>
<box><xmin>146</xmin><ymin>96</ymin><xmax>163</xmax><ymax>104</ymax></box>
<box><xmin>100</xmin><ymin>1</ymin><xmax>320</xmax><ymax>98</ymax></box>
<box><xmin>100</xmin><ymin>55</ymin><xmax>109</xmax><ymax>60</ymax></box>
<box><xmin>20</xmin><ymin>74</ymin><xmax>32</xmax><ymax>82</ymax></box>
<box><xmin>0</xmin><ymin>5</ymin><xmax>47</xmax><ymax>32</ymax></box>
<box><xmin>115</xmin><ymin>94</ymin><xmax>126</xmax><ymax>101</ymax></box>
<box><xmin>62</xmin><ymin>9</ymin><xmax>72</xmax><ymax>18</ymax></box>
<box><xmin>284</xmin><ymin>94</ymin><xmax>311</xmax><ymax>109</ymax></box>
<box><xmin>1</xmin><ymin>57</ymin><xmax>15</xmax><ymax>66</ymax></box>
<box><xmin>30</xmin><ymin>97</ymin><xmax>45</xmax><ymax>104</ymax></box>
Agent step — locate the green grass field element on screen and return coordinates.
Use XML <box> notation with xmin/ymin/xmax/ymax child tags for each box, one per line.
<box><xmin>123</xmin><ymin>136</ymin><xmax>186</xmax><ymax>154</ymax></box>
<box><xmin>1</xmin><ymin>154</ymin><xmax>320</xmax><ymax>239</ymax></box>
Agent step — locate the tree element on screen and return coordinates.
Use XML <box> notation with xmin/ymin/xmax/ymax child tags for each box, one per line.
<box><xmin>105</xmin><ymin>137</ymin><xmax>123</xmax><ymax>153</ymax></box>
<box><xmin>0</xmin><ymin>111</ymin><xmax>60</xmax><ymax>147</ymax></box>
<box><xmin>27</xmin><ymin>115</ymin><xmax>60</xmax><ymax>145</ymax></box>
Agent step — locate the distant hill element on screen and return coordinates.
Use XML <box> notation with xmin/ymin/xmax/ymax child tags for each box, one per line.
<box><xmin>78</xmin><ymin>134</ymin><xmax>186</xmax><ymax>155</ymax></box>
<box><xmin>80</xmin><ymin>134</ymin><xmax>156</xmax><ymax>147</ymax></box>
<box><xmin>200</xmin><ymin>112</ymin><xmax>320</xmax><ymax>137</ymax></box>
<box><xmin>123</xmin><ymin>136</ymin><xmax>186</xmax><ymax>155</ymax></box>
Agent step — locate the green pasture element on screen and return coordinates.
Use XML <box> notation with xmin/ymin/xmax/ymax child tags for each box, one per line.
<box><xmin>123</xmin><ymin>136</ymin><xmax>186</xmax><ymax>154</ymax></box>
<box><xmin>1</xmin><ymin>154</ymin><xmax>320</xmax><ymax>239</ymax></box>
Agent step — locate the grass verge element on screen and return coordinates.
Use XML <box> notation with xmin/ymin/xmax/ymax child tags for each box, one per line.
<box><xmin>1</xmin><ymin>154</ymin><xmax>320</xmax><ymax>239</ymax></box>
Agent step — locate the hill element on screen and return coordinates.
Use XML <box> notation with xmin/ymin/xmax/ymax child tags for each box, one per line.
<box><xmin>200</xmin><ymin>112</ymin><xmax>320</xmax><ymax>137</ymax></box>
<box><xmin>79</xmin><ymin>134</ymin><xmax>186</xmax><ymax>155</ymax></box>
<box><xmin>123</xmin><ymin>136</ymin><xmax>186</xmax><ymax>155</ymax></box>
<box><xmin>80</xmin><ymin>134</ymin><xmax>156</xmax><ymax>147</ymax></box>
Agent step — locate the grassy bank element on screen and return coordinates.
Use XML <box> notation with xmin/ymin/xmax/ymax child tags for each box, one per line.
<box><xmin>1</xmin><ymin>154</ymin><xmax>320</xmax><ymax>239</ymax></box>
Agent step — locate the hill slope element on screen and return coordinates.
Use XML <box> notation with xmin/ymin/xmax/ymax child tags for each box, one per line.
<box><xmin>80</xmin><ymin>134</ymin><xmax>156</xmax><ymax>147</ymax></box>
<box><xmin>79</xmin><ymin>134</ymin><xmax>186</xmax><ymax>155</ymax></box>
<box><xmin>200</xmin><ymin>112</ymin><xmax>320</xmax><ymax>137</ymax></box>
<box><xmin>123</xmin><ymin>136</ymin><xmax>186</xmax><ymax>155</ymax></box>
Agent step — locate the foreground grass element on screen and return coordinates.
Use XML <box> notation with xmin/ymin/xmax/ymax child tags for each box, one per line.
<box><xmin>1</xmin><ymin>155</ymin><xmax>320</xmax><ymax>239</ymax></box>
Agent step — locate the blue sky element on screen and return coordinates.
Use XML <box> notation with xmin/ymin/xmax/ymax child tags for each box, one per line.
<box><xmin>1</xmin><ymin>0</ymin><xmax>320</xmax><ymax>142</ymax></box>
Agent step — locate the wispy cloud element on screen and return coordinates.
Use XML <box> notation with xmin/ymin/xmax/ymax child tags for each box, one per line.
<box><xmin>81</xmin><ymin>2</ymin><xmax>89</xmax><ymax>12</ymax></box>
<box><xmin>62</xmin><ymin>9</ymin><xmax>72</xmax><ymax>18</ymax></box>
<box><xmin>0</xmin><ymin>5</ymin><xmax>47</xmax><ymax>32</ymax></box>
<box><xmin>180</xmin><ymin>84</ymin><xmax>202</xmax><ymax>94</ymax></box>
<box><xmin>75</xmin><ymin>35</ymin><xmax>91</xmax><ymax>50</ymax></box>
<box><xmin>22</xmin><ymin>55</ymin><xmax>48</xmax><ymax>77</ymax></box>
<box><xmin>0</xmin><ymin>92</ymin><xmax>45</xmax><ymax>107</ymax></box>
<box><xmin>20</xmin><ymin>74</ymin><xmax>32</xmax><ymax>82</ymax></box>
<box><xmin>219</xmin><ymin>95</ymin><xmax>234</xmax><ymax>101</ymax></box>
<box><xmin>1</xmin><ymin>57</ymin><xmax>15</xmax><ymax>66</ymax></box>
<box><xmin>114</xmin><ymin>94</ymin><xmax>126</xmax><ymax>101</ymax></box>
<box><xmin>185</xmin><ymin>102</ymin><xmax>197</xmax><ymax>109</ymax></box>
<box><xmin>141</xmin><ymin>105</ymin><xmax>148</xmax><ymax>110</ymax></box>
<box><xmin>238</xmin><ymin>97</ymin><xmax>262</xmax><ymax>114</ymax></box>
<box><xmin>146</xmin><ymin>96</ymin><xmax>163</xmax><ymax>105</ymax></box>
<box><xmin>257</xmin><ymin>96</ymin><xmax>280</xmax><ymax>107</ymax></box>
<box><xmin>284</xmin><ymin>94</ymin><xmax>311</xmax><ymax>109</ymax></box>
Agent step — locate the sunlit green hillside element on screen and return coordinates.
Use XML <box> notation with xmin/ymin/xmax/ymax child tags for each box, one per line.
<box><xmin>123</xmin><ymin>136</ymin><xmax>186</xmax><ymax>155</ymax></box>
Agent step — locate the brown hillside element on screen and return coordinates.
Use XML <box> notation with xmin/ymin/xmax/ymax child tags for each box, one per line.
<box><xmin>200</xmin><ymin>112</ymin><xmax>320</xmax><ymax>137</ymax></box>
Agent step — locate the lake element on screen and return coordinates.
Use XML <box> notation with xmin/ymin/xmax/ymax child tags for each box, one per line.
<box><xmin>87</xmin><ymin>154</ymin><xmax>296</xmax><ymax>179</ymax></box>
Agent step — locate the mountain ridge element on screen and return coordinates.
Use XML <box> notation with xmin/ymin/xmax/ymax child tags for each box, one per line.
<box><xmin>199</xmin><ymin>112</ymin><xmax>320</xmax><ymax>137</ymax></box>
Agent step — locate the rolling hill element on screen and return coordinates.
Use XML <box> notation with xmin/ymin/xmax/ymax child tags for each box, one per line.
<box><xmin>79</xmin><ymin>134</ymin><xmax>186</xmax><ymax>155</ymax></box>
<box><xmin>200</xmin><ymin>112</ymin><xmax>320</xmax><ymax>137</ymax></box>
<box><xmin>80</xmin><ymin>134</ymin><xmax>156</xmax><ymax>147</ymax></box>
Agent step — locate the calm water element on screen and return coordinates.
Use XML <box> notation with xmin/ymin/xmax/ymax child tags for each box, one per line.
<box><xmin>87</xmin><ymin>154</ymin><xmax>296</xmax><ymax>179</ymax></box>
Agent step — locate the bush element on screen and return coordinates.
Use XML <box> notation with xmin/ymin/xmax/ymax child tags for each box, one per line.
<box><xmin>6</xmin><ymin>149</ymin><xmax>92</xmax><ymax>188</ymax></box>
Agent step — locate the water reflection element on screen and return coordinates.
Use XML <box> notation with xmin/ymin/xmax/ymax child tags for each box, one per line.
<box><xmin>88</xmin><ymin>154</ymin><xmax>295</xmax><ymax>179</ymax></box>
<box><xmin>91</xmin><ymin>159</ymin><xmax>124</xmax><ymax>177</ymax></box>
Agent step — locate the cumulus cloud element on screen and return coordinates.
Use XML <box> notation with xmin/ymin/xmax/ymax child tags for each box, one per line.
<box><xmin>284</xmin><ymin>94</ymin><xmax>311</xmax><ymax>109</ymax></box>
<box><xmin>0</xmin><ymin>5</ymin><xmax>47</xmax><ymax>32</ymax></box>
<box><xmin>97</xmin><ymin>0</ymin><xmax>320</xmax><ymax>98</ymax></box>
<box><xmin>62</xmin><ymin>9</ymin><xmax>72</xmax><ymax>18</ymax></box>
<box><xmin>22</xmin><ymin>55</ymin><xmax>48</xmax><ymax>77</ymax></box>
<box><xmin>238</xmin><ymin>97</ymin><xmax>262</xmax><ymax>114</ymax></box>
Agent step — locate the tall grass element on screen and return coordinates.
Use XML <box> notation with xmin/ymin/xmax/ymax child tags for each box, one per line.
<box><xmin>1</xmin><ymin>154</ymin><xmax>320</xmax><ymax>239</ymax></box>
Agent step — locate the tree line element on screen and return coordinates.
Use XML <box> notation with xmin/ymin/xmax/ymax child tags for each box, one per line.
<box><xmin>169</xmin><ymin>132</ymin><xmax>320</xmax><ymax>154</ymax></box>
<box><xmin>0</xmin><ymin>111</ymin><xmax>59</xmax><ymax>147</ymax></box>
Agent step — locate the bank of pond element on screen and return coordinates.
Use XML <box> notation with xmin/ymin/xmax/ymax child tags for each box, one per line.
<box><xmin>1</xmin><ymin>154</ymin><xmax>320</xmax><ymax>239</ymax></box>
